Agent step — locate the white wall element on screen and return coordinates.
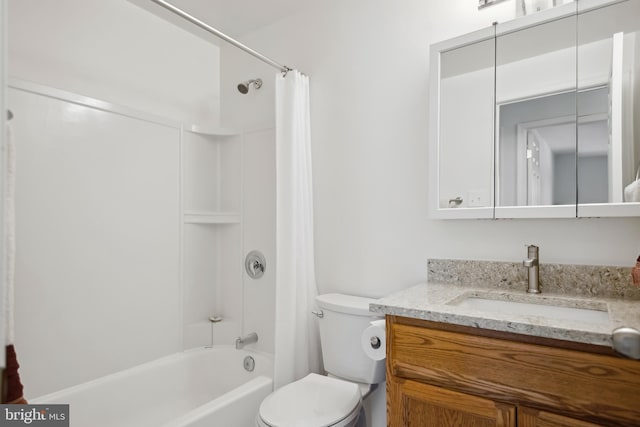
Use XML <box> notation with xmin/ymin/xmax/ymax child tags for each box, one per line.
<box><xmin>223</xmin><ymin>0</ymin><xmax>640</xmax><ymax>298</ymax></box>
<box><xmin>222</xmin><ymin>3</ymin><xmax>640</xmax><ymax>424</ymax></box>
<box><xmin>8</xmin><ymin>0</ymin><xmax>220</xmax><ymax>126</ymax></box>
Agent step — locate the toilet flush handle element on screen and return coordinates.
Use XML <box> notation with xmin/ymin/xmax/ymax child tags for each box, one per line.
<box><xmin>311</xmin><ymin>310</ymin><xmax>324</xmax><ymax>319</ymax></box>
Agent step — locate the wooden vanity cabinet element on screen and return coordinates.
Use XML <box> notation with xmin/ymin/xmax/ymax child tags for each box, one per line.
<box><xmin>518</xmin><ymin>407</ymin><xmax>604</xmax><ymax>427</ymax></box>
<box><xmin>386</xmin><ymin>316</ymin><xmax>640</xmax><ymax>427</ymax></box>
<box><xmin>390</xmin><ymin>378</ymin><xmax>516</xmax><ymax>427</ymax></box>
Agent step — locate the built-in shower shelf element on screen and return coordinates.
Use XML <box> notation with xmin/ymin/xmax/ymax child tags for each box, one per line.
<box><xmin>187</xmin><ymin>125</ymin><xmax>240</xmax><ymax>137</ymax></box>
<box><xmin>183</xmin><ymin>211</ymin><xmax>241</xmax><ymax>224</ymax></box>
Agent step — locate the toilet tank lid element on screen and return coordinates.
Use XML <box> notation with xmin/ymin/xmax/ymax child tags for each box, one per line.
<box><xmin>315</xmin><ymin>293</ymin><xmax>379</xmax><ymax>316</ymax></box>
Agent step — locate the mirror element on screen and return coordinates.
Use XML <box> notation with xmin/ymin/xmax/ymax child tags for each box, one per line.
<box><xmin>430</xmin><ymin>0</ymin><xmax>640</xmax><ymax>219</ymax></box>
<box><xmin>495</xmin><ymin>13</ymin><xmax>577</xmax><ymax>217</ymax></box>
<box><xmin>577</xmin><ymin>0</ymin><xmax>640</xmax><ymax>216</ymax></box>
<box><xmin>436</xmin><ymin>36</ymin><xmax>495</xmax><ymax>218</ymax></box>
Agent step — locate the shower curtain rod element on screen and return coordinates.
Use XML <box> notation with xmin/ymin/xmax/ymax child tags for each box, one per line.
<box><xmin>149</xmin><ymin>0</ymin><xmax>292</xmax><ymax>75</ymax></box>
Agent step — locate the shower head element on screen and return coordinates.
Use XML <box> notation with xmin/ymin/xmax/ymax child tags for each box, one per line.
<box><xmin>237</xmin><ymin>83</ymin><xmax>249</xmax><ymax>94</ymax></box>
<box><xmin>237</xmin><ymin>78</ymin><xmax>263</xmax><ymax>94</ymax></box>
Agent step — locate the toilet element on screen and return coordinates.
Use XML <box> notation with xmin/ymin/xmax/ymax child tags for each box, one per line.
<box><xmin>256</xmin><ymin>293</ymin><xmax>385</xmax><ymax>427</ymax></box>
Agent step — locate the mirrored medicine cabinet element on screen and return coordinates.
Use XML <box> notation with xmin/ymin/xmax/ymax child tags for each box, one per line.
<box><xmin>429</xmin><ymin>0</ymin><xmax>640</xmax><ymax>219</ymax></box>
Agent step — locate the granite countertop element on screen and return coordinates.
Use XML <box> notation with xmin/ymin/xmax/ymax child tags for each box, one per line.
<box><xmin>370</xmin><ymin>282</ymin><xmax>640</xmax><ymax>347</ymax></box>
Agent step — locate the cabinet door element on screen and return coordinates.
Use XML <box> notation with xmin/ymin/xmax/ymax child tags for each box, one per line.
<box><xmin>519</xmin><ymin>407</ymin><xmax>606</xmax><ymax>427</ymax></box>
<box><xmin>388</xmin><ymin>378</ymin><xmax>515</xmax><ymax>427</ymax></box>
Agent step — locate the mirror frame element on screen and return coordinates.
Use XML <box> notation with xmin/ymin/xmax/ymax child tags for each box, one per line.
<box><xmin>428</xmin><ymin>25</ymin><xmax>496</xmax><ymax>219</ymax></box>
<box><xmin>429</xmin><ymin>0</ymin><xmax>640</xmax><ymax>219</ymax></box>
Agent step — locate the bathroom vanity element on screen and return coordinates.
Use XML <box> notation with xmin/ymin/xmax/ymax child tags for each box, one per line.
<box><xmin>371</xmin><ymin>280</ymin><xmax>640</xmax><ymax>427</ymax></box>
<box><xmin>384</xmin><ymin>316</ymin><xmax>638</xmax><ymax>427</ymax></box>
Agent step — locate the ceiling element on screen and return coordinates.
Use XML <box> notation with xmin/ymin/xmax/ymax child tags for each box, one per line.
<box><xmin>129</xmin><ymin>0</ymin><xmax>319</xmax><ymax>40</ymax></box>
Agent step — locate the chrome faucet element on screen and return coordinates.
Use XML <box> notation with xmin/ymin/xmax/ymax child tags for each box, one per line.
<box><xmin>523</xmin><ymin>244</ymin><xmax>540</xmax><ymax>294</ymax></box>
<box><xmin>235</xmin><ymin>332</ymin><xmax>258</xmax><ymax>349</ymax></box>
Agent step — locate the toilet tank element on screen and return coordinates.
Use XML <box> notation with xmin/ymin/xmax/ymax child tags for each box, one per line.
<box><xmin>315</xmin><ymin>293</ymin><xmax>385</xmax><ymax>385</ymax></box>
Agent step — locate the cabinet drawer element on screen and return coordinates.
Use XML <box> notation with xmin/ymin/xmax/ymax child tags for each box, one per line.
<box><xmin>388</xmin><ymin>317</ymin><xmax>640</xmax><ymax>426</ymax></box>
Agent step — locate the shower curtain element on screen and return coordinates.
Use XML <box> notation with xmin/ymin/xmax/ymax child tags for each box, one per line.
<box><xmin>273</xmin><ymin>70</ymin><xmax>321</xmax><ymax>389</ymax></box>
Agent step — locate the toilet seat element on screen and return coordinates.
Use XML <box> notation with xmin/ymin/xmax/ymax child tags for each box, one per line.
<box><xmin>257</xmin><ymin>373</ymin><xmax>362</xmax><ymax>427</ymax></box>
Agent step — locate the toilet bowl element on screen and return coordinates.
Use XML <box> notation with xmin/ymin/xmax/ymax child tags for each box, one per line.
<box><xmin>256</xmin><ymin>374</ymin><xmax>362</xmax><ymax>427</ymax></box>
<box><xmin>256</xmin><ymin>294</ymin><xmax>385</xmax><ymax>427</ymax></box>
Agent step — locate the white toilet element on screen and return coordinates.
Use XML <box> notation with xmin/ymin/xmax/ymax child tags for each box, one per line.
<box><xmin>256</xmin><ymin>293</ymin><xmax>385</xmax><ymax>427</ymax></box>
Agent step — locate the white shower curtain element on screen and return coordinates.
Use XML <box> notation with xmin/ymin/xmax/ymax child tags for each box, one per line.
<box><xmin>274</xmin><ymin>70</ymin><xmax>321</xmax><ymax>390</ymax></box>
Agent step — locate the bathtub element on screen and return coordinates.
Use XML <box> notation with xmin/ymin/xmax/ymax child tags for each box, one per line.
<box><xmin>32</xmin><ymin>346</ymin><xmax>273</xmax><ymax>427</ymax></box>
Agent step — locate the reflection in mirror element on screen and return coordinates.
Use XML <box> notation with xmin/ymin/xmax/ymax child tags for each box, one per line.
<box><xmin>495</xmin><ymin>14</ymin><xmax>577</xmax><ymax>209</ymax></box>
<box><xmin>497</xmin><ymin>88</ymin><xmax>608</xmax><ymax>206</ymax></box>
<box><xmin>438</xmin><ymin>38</ymin><xmax>494</xmax><ymax>210</ymax></box>
<box><xmin>578</xmin><ymin>0</ymin><xmax>640</xmax><ymax>211</ymax></box>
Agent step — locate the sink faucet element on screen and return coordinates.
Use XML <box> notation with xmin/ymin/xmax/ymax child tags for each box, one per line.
<box><xmin>235</xmin><ymin>332</ymin><xmax>258</xmax><ymax>349</ymax></box>
<box><xmin>523</xmin><ymin>244</ymin><xmax>540</xmax><ymax>294</ymax></box>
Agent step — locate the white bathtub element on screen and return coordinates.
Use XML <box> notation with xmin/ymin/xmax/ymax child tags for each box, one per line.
<box><xmin>32</xmin><ymin>347</ymin><xmax>273</xmax><ymax>427</ymax></box>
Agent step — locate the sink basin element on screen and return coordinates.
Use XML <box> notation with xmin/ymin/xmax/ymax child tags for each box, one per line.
<box><xmin>449</xmin><ymin>295</ymin><xmax>609</xmax><ymax>324</ymax></box>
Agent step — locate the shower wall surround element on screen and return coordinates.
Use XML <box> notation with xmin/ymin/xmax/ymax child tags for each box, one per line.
<box><xmin>220</xmin><ymin>42</ymin><xmax>278</xmax><ymax>356</ymax></box>
<box><xmin>7</xmin><ymin>0</ymin><xmax>226</xmax><ymax>398</ymax></box>
<box><xmin>240</xmin><ymin>128</ymin><xmax>276</xmax><ymax>355</ymax></box>
<box><xmin>10</xmin><ymin>83</ymin><xmax>182</xmax><ymax>397</ymax></box>
<box><xmin>180</xmin><ymin>124</ymin><xmax>276</xmax><ymax>355</ymax></box>
<box><xmin>181</xmin><ymin>128</ymin><xmax>243</xmax><ymax>349</ymax></box>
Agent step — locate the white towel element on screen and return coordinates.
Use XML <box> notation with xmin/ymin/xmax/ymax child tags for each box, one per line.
<box><xmin>4</xmin><ymin>122</ymin><xmax>16</xmax><ymax>344</ymax></box>
<box><xmin>624</xmin><ymin>166</ymin><xmax>640</xmax><ymax>203</ymax></box>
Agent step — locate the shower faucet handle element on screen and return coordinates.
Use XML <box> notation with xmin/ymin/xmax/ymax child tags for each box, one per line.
<box><xmin>245</xmin><ymin>250</ymin><xmax>266</xmax><ymax>279</ymax></box>
<box><xmin>252</xmin><ymin>260</ymin><xmax>264</xmax><ymax>273</ymax></box>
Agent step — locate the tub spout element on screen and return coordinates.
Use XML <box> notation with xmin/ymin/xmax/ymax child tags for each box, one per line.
<box><xmin>235</xmin><ymin>332</ymin><xmax>258</xmax><ymax>349</ymax></box>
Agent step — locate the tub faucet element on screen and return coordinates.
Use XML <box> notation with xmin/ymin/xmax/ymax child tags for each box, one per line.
<box><xmin>523</xmin><ymin>244</ymin><xmax>540</xmax><ymax>294</ymax></box>
<box><xmin>235</xmin><ymin>332</ymin><xmax>258</xmax><ymax>349</ymax></box>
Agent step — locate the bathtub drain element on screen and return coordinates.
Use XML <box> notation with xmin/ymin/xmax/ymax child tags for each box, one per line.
<box><xmin>243</xmin><ymin>356</ymin><xmax>255</xmax><ymax>372</ymax></box>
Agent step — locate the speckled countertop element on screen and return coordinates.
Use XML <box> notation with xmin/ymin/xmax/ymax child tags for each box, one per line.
<box><xmin>370</xmin><ymin>259</ymin><xmax>640</xmax><ymax>346</ymax></box>
<box><xmin>370</xmin><ymin>259</ymin><xmax>640</xmax><ymax>348</ymax></box>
